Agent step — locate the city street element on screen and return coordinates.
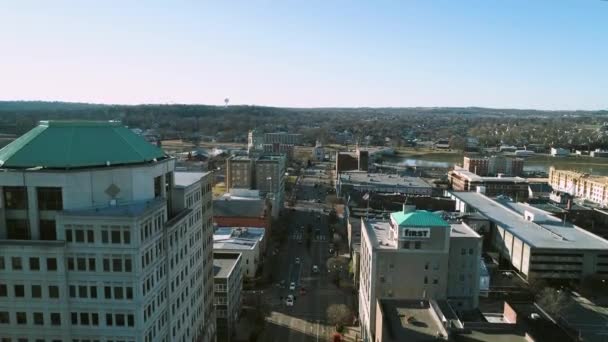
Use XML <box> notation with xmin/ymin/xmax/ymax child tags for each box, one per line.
<box><xmin>258</xmin><ymin>163</ymin><xmax>355</xmax><ymax>341</ymax></box>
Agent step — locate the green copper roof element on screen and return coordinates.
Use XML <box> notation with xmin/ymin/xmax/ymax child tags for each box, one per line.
<box><xmin>390</xmin><ymin>210</ymin><xmax>450</xmax><ymax>228</ymax></box>
<box><xmin>0</xmin><ymin>120</ymin><xmax>166</xmax><ymax>169</ymax></box>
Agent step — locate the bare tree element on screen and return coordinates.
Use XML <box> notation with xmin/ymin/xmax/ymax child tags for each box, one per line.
<box><xmin>326</xmin><ymin>304</ymin><xmax>352</xmax><ymax>329</ymax></box>
<box><xmin>536</xmin><ymin>287</ymin><xmax>572</xmax><ymax>318</ymax></box>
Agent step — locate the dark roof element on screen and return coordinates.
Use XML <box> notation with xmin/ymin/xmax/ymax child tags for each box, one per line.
<box><xmin>213</xmin><ymin>199</ymin><xmax>266</xmax><ymax>217</ymax></box>
<box><xmin>529</xmin><ymin>183</ymin><xmax>553</xmax><ymax>193</ymax></box>
<box><xmin>0</xmin><ymin>120</ymin><xmax>166</xmax><ymax>169</ymax></box>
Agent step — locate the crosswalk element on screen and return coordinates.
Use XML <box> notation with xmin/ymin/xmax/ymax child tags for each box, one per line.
<box><xmin>290</xmin><ymin>233</ymin><xmax>327</xmax><ymax>241</ymax></box>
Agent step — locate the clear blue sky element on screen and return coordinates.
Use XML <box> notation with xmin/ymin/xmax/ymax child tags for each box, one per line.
<box><xmin>1</xmin><ymin>0</ymin><xmax>607</xmax><ymax>110</ymax></box>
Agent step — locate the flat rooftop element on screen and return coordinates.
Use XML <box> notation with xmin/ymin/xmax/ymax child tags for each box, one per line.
<box><xmin>174</xmin><ymin>171</ymin><xmax>208</xmax><ymax>187</ymax></box>
<box><xmin>60</xmin><ymin>198</ymin><xmax>164</xmax><ymax>218</ymax></box>
<box><xmin>450</xmin><ymin>222</ymin><xmax>481</xmax><ymax>239</ymax></box>
<box><xmin>379</xmin><ymin>299</ymin><xmax>447</xmax><ymax>341</ymax></box>
<box><xmin>450</xmin><ymin>191</ymin><xmax>608</xmax><ymax>250</ymax></box>
<box><xmin>213</xmin><ymin>257</ymin><xmax>239</xmax><ymax>279</ymax></box>
<box><xmin>214</xmin><ymin>227</ymin><xmax>265</xmax><ymax>242</ymax></box>
<box><xmin>213</xmin><ymin>198</ymin><xmax>265</xmax><ymax>217</ymax></box>
<box><xmin>363</xmin><ymin>220</ymin><xmax>396</xmax><ymax>249</ymax></box>
<box><xmin>340</xmin><ymin>171</ymin><xmax>432</xmax><ymax>188</ymax></box>
<box><xmin>213</xmin><ymin>239</ymin><xmax>257</xmax><ymax>250</ymax></box>
<box><xmin>452</xmin><ymin>169</ymin><xmax>528</xmax><ymax>183</ymax></box>
<box><xmin>363</xmin><ymin>219</ymin><xmax>477</xmax><ymax>249</ymax></box>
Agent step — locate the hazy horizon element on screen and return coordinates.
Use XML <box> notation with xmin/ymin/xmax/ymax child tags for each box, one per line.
<box><xmin>1</xmin><ymin>1</ymin><xmax>607</xmax><ymax>110</ymax></box>
<box><xmin>1</xmin><ymin>99</ymin><xmax>607</xmax><ymax>112</ymax></box>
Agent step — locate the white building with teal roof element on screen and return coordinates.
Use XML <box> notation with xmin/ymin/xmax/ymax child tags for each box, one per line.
<box><xmin>0</xmin><ymin>121</ymin><xmax>216</xmax><ymax>342</ymax></box>
<box><xmin>358</xmin><ymin>205</ymin><xmax>482</xmax><ymax>342</ymax></box>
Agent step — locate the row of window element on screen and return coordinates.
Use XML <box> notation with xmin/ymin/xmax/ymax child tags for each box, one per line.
<box><xmin>3</xmin><ymin>186</ymin><xmax>62</xmax><ymax>210</ymax></box>
<box><xmin>0</xmin><ymin>256</ymin><xmax>58</xmax><ymax>271</ymax></box>
<box><xmin>0</xmin><ymin>311</ymin><xmax>61</xmax><ymax>325</ymax></box>
<box><xmin>0</xmin><ymin>284</ymin><xmax>60</xmax><ymax>298</ymax></box>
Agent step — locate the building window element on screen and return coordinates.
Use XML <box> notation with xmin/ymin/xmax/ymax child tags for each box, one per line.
<box><xmin>49</xmin><ymin>285</ymin><xmax>59</xmax><ymax>298</ymax></box>
<box><xmin>50</xmin><ymin>313</ymin><xmax>61</xmax><ymax>326</ymax></box>
<box><xmin>14</xmin><ymin>284</ymin><xmax>25</xmax><ymax>297</ymax></box>
<box><xmin>7</xmin><ymin>219</ymin><xmax>30</xmax><ymax>240</ymax></box>
<box><xmin>12</xmin><ymin>257</ymin><xmax>23</xmax><ymax>270</ymax></box>
<box><xmin>89</xmin><ymin>258</ymin><xmax>96</xmax><ymax>271</ymax></box>
<box><xmin>37</xmin><ymin>187</ymin><xmax>63</xmax><ymax>210</ymax></box>
<box><xmin>4</xmin><ymin>186</ymin><xmax>27</xmax><ymax>209</ymax></box>
<box><xmin>30</xmin><ymin>257</ymin><xmax>40</xmax><ymax>270</ymax></box>
<box><xmin>47</xmin><ymin>258</ymin><xmax>57</xmax><ymax>271</ymax></box>
<box><xmin>40</xmin><ymin>220</ymin><xmax>57</xmax><ymax>240</ymax></box>
<box><xmin>32</xmin><ymin>285</ymin><xmax>42</xmax><ymax>298</ymax></box>
<box><xmin>0</xmin><ymin>311</ymin><xmax>8</xmax><ymax>324</ymax></box>
<box><xmin>424</xmin><ymin>276</ymin><xmax>428</xmax><ymax>284</ymax></box>
<box><xmin>34</xmin><ymin>312</ymin><xmax>44</xmax><ymax>325</ymax></box>
<box><xmin>16</xmin><ymin>312</ymin><xmax>27</xmax><ymax>324</ymax></box>
<box><xmin>461</xmin><ymin>248</ymin><xmax>466</xmax><ymax>255</ymax></box>
<box><xmin>0</xmin><ymin>284</ymin><xmax>6</xmax><ymax>296</ymax></box>
<box><xmin>414</xmin><ymin>241</ymin><xmax>421</xmax><ymax>249</ymax></box>
<box><xmin>0</xmin><ymin>257</ymin><xmax>4</xmax><ymax>270</ymax></box>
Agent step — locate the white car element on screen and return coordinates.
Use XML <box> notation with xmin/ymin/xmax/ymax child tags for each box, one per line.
<box><xmin>286</xmin><ymin>295</ymin><xmax>294</xmax><ymax>306</ymax></box>
<box><xmin>295</xmin><ymin>257</ymin><xmax>300</xmax><ymax>264</ymax></box>
<box><xmin>289</xmin><ymin>282</ymin><xmax>296</xmax><ymax>290</ymax></box>
<box><xmin>312</xmin><ymin>265</ymin><xmax>319</xmax><ymax>273</ymax></box>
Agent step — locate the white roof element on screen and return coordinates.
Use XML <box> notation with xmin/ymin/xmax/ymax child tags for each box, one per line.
<box><xmin>174</xmin><ymin>171</ymin><xmax>209</xmax><ymax>187</ymax></box>
<box><xmin>451</xmin><ymin>169</ymin><xmax>527</xmax><ymax>183</ymax></box>
<box><xmin>451</xmin><ymin>191</ymin><xmax>608</xmax><ymax>250</ymax></box>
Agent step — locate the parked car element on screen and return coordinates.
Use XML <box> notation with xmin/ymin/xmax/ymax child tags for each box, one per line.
<box><xmin>286</xmin><ymin>294</ymin><xmax>294</xmax><ymax>306</ymax></box>
<box><xmin>289</xmin><ymin>282</ymin><xmax>296</xmax><ymax>290</ymax></box>
<box><xmin>312</xmin><ymin>265</ymin><xmax>319</xmax><ymax>273</ymax></box>
<box><xmin>295</xmin><ymin>257</ymin><xmax>300</xmax><ymax>264</ymax></box>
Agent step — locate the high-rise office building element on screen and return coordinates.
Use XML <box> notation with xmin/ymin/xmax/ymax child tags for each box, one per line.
<box><xmin>0</xmin><ymin>121</ymin><xmax>215</xmax><ymax>342</ymax></box>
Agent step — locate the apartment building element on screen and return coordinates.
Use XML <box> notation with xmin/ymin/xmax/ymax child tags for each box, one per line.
<box><xmin>213</xmin><ymin>252</ymin><xmax>243</xmax><ymax>342</ymax></box>
<box><xmin>225</xmin><ymin>155</ymin><xmax>286</xmax><ymax>210</ymax></box>
<box><xmin>463</xmin><ymin>156</ymin><xmax>524</xmax><ymax>177</ymax></box>
<box><xmin>225</xmin><ymin>156</ymin><xmax>255</xmax><ymax>190</ymax></box>
<box><xmin>0</xmin><ymin>121</ymin><xmax>216</xmax><ymax>342</ymax></box>
<box><xmin>449</xmin><ymin>191</ymin><xmax>608</xmax><ymax>281</ymax></box>
<box><xmin>549</xmin><ymin>167</ymin><xmax>608</xmax><ymax>206</ymax></box>
<box><xmin>358</xmin><ymin>206</ymin><xmax>481</xmax><ymax>342</ymax></box>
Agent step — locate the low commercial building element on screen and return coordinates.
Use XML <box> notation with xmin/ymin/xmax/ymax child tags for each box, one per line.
<box><xmin>591</xmin><ymin>149</ymin><xmax>608</xmax><ymax>158</ymax></box>
<box><xmin>551</xmin><ymin>147</ymin><xmax>570</xmax><ymax>157</ymax></box>
<box><xmin>448</xmin><ymin>169</ymin><xmax>529</xmax><ymax>200</ymax></box>
<box><xmin>449</xmin><ymin>191</ymin><xmax>608</xmax><ymax>281</ymax></box>
<box><xmin>213</xmin><ymin>227</ymin><xmax>264</xmax><ymax>278</ymax></box>
<box><xmin>337</xmin><ymin>171</ymin><xmax>433</xmax><ymax>197</ymax></box>
<box><xmin>214</xmin><ymin>252</ymin><xmax>243</xmax><ymax>342</ymax></box>
<box><xmin>359</xmin><ymin>207</ymin><xmax>481</xmax><ymax>342</ymax></box>
<box><xmin>213</xmin><ymin>196</ymin><xmax>272</xmax><ymax>236</ymax></box>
